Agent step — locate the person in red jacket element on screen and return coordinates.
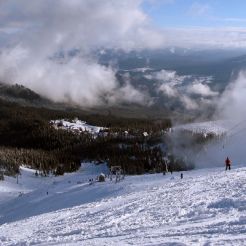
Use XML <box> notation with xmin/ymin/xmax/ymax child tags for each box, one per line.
<box><xmin>225</xmin><ymin>157</ymin><xmax>231</xmax><ymax>170</ymax></box>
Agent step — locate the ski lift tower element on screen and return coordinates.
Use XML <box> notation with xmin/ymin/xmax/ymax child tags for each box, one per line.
<box><xmin>110</xmin><ymin>166</ymin><xmax>123</xmax><ymax>183</ymax></box>
<box><xmin>0</xmin><ymin>167</ymin><xmax>4</xmax><ymax>181</ymax></box>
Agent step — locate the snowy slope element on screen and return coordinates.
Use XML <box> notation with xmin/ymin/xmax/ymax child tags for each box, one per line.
<box><xmin>51</xmin><ymin>119</ymin><xmax>105</xmax><ymax>135</ymax></box>
<box><xmin>0</xmin><ymin>164</ymin><xmax>246</xmax><ymax>245</ymax></box>
<box><xmin>172</xmin><ymin>120</ymin><xmax>230</xmax><ymax>137</ymax></box>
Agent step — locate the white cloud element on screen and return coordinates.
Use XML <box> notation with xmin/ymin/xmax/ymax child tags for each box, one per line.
<box><xmin>163</xmin><ymin>27</ymin><xmax>246</xmax><ymax>49</ymax></box>
<box><xmin>215</xmin><ymin>17</ymin><xmax>246</xmax><ymax>23</ymax></box>
<box><xmin>146</xmin><ymin>69</ymin><xmax>190</xmax><ymax>86</ymax></box>
<box><xmin>217</xmin><ymin>71</ymin><xmax>246</xmax><ymax>121</ymax></box>
<box><xmin>159</xmin><ymin>84</ymin><xmax>178</xmax><ymax>97</ymax></box>
<box><xmin>145</xmin><ymin>69</ymin><xmax>218</xmax><ymax>110</ymax></box>
<box><xmin>0</xmin><ymin>0</ymin><xmax>245</xmax><ymax>108</ymax></box>
<box><xmin>195</xmin><ymin>71</ymin><xmax>246</xmax><ymax>168</ymax></box>
<box><xmin>107</xmin><ymin>82</ymin><xmax>151</xmax><ymax>105</ymax></box>
<box><xmin>0</xmin><ymin>0</ymin><xmax>165</xmax><ymax>51</ymax></box>
<box><xmin>180</xmin><ymin>95</ymin><xmax>198</xmax><ymax>110</ymax></box>
<box><xmin>155</xmin><ymin>70</ymin><xmax>178</xmax><ymax>81</ymax></box>
<box><xmin>0</xmin><ymin>0</ymin><xmax>163</xmax><ymax>106</ymax></box>
<box><xmin>187</xmin><ymin>82</ymin><xmax>218</xmax><ymax>97</ymax></box>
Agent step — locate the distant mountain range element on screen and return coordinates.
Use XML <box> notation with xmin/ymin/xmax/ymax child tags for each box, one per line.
<box><xmin>0</xmin><ymin>82</ymin><xmax>176</xmax><ymax>120</ymax></box>
<box><xmin>1</xmin><ymin>48</ymin><xmax>246</xmax><ymax>121</ymax></box>
<box><xmin>99</xmin><ymin>48</ymin><xmax>246</xmax><ymax>94</ymax></box>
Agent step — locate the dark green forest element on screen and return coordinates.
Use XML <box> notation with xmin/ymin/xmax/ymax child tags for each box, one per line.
<box><xmin>0</xmin><ymin>98</ymin><xmax>193</xmax><ymax>177</ymax></box>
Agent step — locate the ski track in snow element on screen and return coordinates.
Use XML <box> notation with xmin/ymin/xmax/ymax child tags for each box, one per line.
<box><xmin>0</xmin><ymin>166</ymin><xmax>246</xmax><ymax>246</ymax></box>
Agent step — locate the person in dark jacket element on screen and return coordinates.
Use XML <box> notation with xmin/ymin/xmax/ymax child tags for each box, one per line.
<box><xmin>225</xmin><ymin>157</ymin><xmax>231</xmax><ymax>170</ymax></box>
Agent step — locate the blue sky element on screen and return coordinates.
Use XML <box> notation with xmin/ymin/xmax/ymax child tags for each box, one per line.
<box><xmin>142</xmin><ymin>0</ymin><xmax>246</xmax><ymax>28</ymax></box>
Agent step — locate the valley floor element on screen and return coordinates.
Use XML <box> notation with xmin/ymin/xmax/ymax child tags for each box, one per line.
<box><xmin>0</xmin><ymin>164</ymin><xmax>246</xmax><ymax>246</ymax></box>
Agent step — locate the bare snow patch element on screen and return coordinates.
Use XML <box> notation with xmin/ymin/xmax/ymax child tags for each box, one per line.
<box><xmin>51</xmin><ymin>119</ymin><xmax>105</xmax><ymax>136</ymax></box>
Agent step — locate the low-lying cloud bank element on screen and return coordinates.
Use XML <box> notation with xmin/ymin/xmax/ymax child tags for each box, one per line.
<box><xmin>211</xmin><ymin>71</ymin><xmax>246</xmax><ymax>166</ymax></box>
<box><xmin>145</xmin><ymin>69</ymin><xmax>218</xmax><ymax>110</ymax></box>
<box><xmin>1</xmin><ymin>0</ymin><xmax>246</xmax><ymax>107</ymax></box>
<box><xmin>191</xmin><ymin>71</ymin><xmax>246</xmax><ymax>168</ymax></box>
<box><xmin>0</xmin><ymin>0</ymin><xmax>164</xmax><ymax>106</ymax></box>
<box><xmin>166</xmin><ymin>71</ymin><xmax>246</xmax><ymax>169</ymax></box>
<box><xmin>217</xmin><ymin>71</ymin><xmax>246</xmax><ymax>122</ymax></box>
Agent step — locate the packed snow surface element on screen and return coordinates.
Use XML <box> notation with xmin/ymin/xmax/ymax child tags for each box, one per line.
<box><xmin>0</xmin><ymin>164</ymin><xmax>246</xmax><ymax>245</ymax></box>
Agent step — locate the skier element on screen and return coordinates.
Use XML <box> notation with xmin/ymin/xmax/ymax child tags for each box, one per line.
<box><xmin>169</xmin><ymin>165</ymin><xmax>173</xmax><ymax>175</ymax></box>
<box><xmin>225</xmin><ymin>157</ymin><xmax>231</xmax><ymax>170</ymax></box>
<box><xmin>181</xmin><ymin>173</ymin><xmax>183</xmax><ymax>179</ymax></box>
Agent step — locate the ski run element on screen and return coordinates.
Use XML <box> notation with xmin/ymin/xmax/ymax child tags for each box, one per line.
<box><xmin>0</xmin><ymin>163</ymin><xmax>246</xmax><ymax>246</ymax></box>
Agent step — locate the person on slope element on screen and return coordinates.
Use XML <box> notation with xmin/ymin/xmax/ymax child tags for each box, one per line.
<box><xmin>225</xmin><ymin>157</ymin><xmax>231</xmax><ymax>171</ymax></box>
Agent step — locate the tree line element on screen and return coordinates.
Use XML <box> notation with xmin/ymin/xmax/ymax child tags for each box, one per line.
<box><xmin>0</xmin><ymin>99</ymin><xmax>193</xmax><ymax>177</ymax></box>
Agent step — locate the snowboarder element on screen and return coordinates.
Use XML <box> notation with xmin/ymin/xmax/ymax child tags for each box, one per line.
<box><xmin>225</xmin><ymin>157</ymin><xmax>231</xmax><ymax>170</ymax></box>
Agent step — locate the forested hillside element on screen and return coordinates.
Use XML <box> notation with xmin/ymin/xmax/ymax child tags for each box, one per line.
<box><xmin>0</xmin><ymin>99</ymin><xmax>192</xmax><ymax>177</ymax></box>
